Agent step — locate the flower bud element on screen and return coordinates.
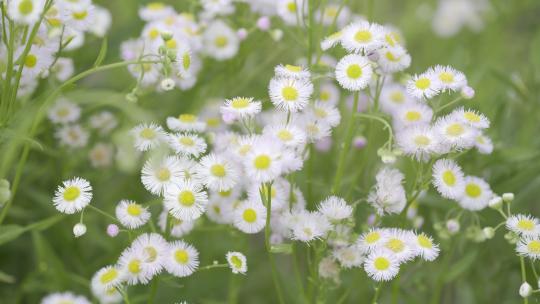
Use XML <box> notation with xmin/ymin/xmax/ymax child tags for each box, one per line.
<box><xmin>161</xmin><ymin>31</ymin><xmax>173</xmax><ymax>41</ymax></box>
<box><xmin>353</xmin><ymin>136</ymin><xmax>367</xmax><ymax>149</ymax></box>
<box><xmin>270</xmin><ymin>29</ymin><xmax>283</xmax><ymax>41</ymax></box>
<box><xmin>315</xmin><ymin>137</ymin><xmax>332</xmax><ymax>153</ymax></box>
<box><xmin>73</xmin><ymin>223</ymin><xmax>87</xmax><ymax>238</ymax></box>
<box><xmin>502</xmin><ymin>193</ymin><xmax>514</xmax><ymax>203</ymax></box>
<box><xmin>483</xmin><ymin>227</ymin><xmax>495</xmax><ymax>239</ymax></box>
<box><xmin>256</xmin><ymin>16</ymin><xmax>271</xmax><ymax>31</ymax></box>
<box><xmin>461</xmin><ymin>86</ymin><xmax>475</xmax><ymax>99</ymax></box>
<box><xmin>107</xmin><ymin>224</ymin><xmax>119</xmax><ymax>237</ymax></box>
<box><xmin>446</xmin><ymin>219</ymin><xmax>460</xmax><ymax>235</ymax></box>
<box><xmin>489</xmin><ymin>196</ymin><xmax>503</xmax><ymax>210</ymax></box>
<box><xmin>160</xmin><ymin>78</ymin><xmax>175</xmax><ymax>91</ymax></box>
<box><xmin>237</xmin><ymin>28</ymin><xmax>248</xmax><ymax>40</ymax></box>
<box><xmin>519</xmin><ymin>282</ymin><xmax>532</xmax><ymax>298</ymax></box>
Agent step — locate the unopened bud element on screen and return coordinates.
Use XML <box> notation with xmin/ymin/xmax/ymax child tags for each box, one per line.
<box><xmin>502</xmin><ymin>193</ymin><xmax>514</xmax><ymax>203</ymax></box>
<box><xmin>461</xmin><ymin>86</ymin><xmax>475</xmax><ymax>99</ymax></box>
<box><xmin>489</xmin><ymin>196</ymin><xmax>503</xmax><ymax>210</ymax></box>
<box><xmin>73</xmin><ymin>223</ymin><xmax>87</xmax><ymax>238</ymax></box>
<box><xmin>520</xmin><ymin>282</ymin><xmax>532</xmax><ymax>298</ymax></box>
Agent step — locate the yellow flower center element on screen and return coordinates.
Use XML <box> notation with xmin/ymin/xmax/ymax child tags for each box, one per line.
<box><xmin>100</xmin><ymin>268</ymin><xmax>118</xmax><ymax>284</ymax></box>
<box><xmin>148</xmin><ymin>2</ymin><xmax>165</xmax><ymax>10</ymax></box>
<box><xmin>175</xmin><ymin>249</ymin><xmax>189</xmax><ymax>264</ymax></box>
<box><xmin>243</xmin><ymin>209</ymin><xmax>257</xmax><ymax>223</ymax></box>
<box><xmin>365</xmin><ymin>232</ymin><xmax>380</xmax><ymax>244</ymax></box>
<box><xmin>390</xmin><ymin>91</ymin><xmax>404</xmax><ymax>103</ymax></box>
<box><xmin>354</xmin><ymin>30</ymin><xmax>372</xmax><ymax>43</ymax></box>
<box><xmin>282</xmin><ymin>86</ymin><xmax>298</xmax><ymax>101</ymax></box>
<box><xmin>253</xmin><ymin>155</ymin><xmax>271</xmax><ymax>170</ymax></box>
<box><xmin>19</xmin><ymin>0</ymin><xmax>34</xmax><ymax>15</ymax></box>
<box><xmin>140</xmin><ymin>128</ymin><xmax>156</xmax><ymax>139</ymax></box>
<box><xmin>218</xmin><ymin>190</ymin><xmax>231</xmax><ymax>197</ymax></box>
<box><xmin>214</xmin><ymin>36</ymin><xmax>228</xmax><ymax>48</ymax></box>
<box><xmin>320</xmin><ymin>91</ymin><xmax>330</xmax><ymax>101</ymax></box>
<box><xmin>210</xmin><ymin>164</ymin><xmax>226</xmax><ymax>177</ymax></box>
<box><xmin>72</xmin><ymin>10</ymin><xmax>88</xmax><ymax>20</ymax></box>
<box><xmin>439</xmin><ymin>72</ymin><xmax>454</xmax><ymax>83</ymax></box>
<box><xmin>385</xmin><ymin>51</ymin><xmax>399</xmax><ymax>62</ymax></box>
<box><xmin>465</xmin><ymin>183</ymin><xmax>482</xmax><ymax>198</ymax></box>
<box><xmin>314</xmin><ymin>108</ymin><xmax>327</xmax><ymax>118</ymax></box>
<box><xmin>179</xmin><ymin>136</ymin><xmax>194</xmax><ymax>146</ymax></box>
<box><xmin>178</xmin><ymin>114</ymin><xmax>196</xmax><ymax>123</ymax></box>
<box><xmin>517</xmin><ymin>219</ymin><xmax>535</xmax><ymax>231</ymax></box>
<box><xmin>374</xmin><ymin>257</ymin><xmax>390</xmax><ymax>271</ymax></box>
<box><xmin>346</xmin><ymin>64</ymin><xmax>362</xmax><ymax>79</ymax></box>
<box><xmin>63</xmin><ymin>186</ymin><xmax>80</xmax><ymax>201</ymax></box>
<box><xmin>414</xmin><ymin>135</ymin><xmax>430</xmax><ymax>146</ymax></box>
<box><xmin>206</xmin><ymin>118</ymin><xmax>220</xmax><ymax>127</ymax></box>
<box><xmin>415</xmin><ymin>78</ymin><xmax>431</xmax><ymax>90</ymax></box>
<box><xmin>286</xmin><ymin>2</ymin><xmax>296</xmax><ymax>12</ymax></box>
<box><xmin>57</xmin><ymin>108</ymin><xmax>69</xmax><ymax>118</ymax></box>
<box><xmin>128</xmin><ymin>260</ymin><xmax>141</xmax><ymax>274</ymax></box>
<box><xmin>417</xmin><ymin>235</ymin><xmax>432</xmax><ymax>248</ymax></box>
<box><xmin>442</xmin><ymin>170</ymin><xmax>456</xmax><ymax>186</ymax></box>
<box><xmin>238</xmin><ymin>145</ymin><xmax>251</xmax><ymax>155</ymax></box>
<box><xmin>277</xmin><ymin>130</ymin><xmax>293</xmax><ymax>141</ymax></box>
<box><xmin>231</xmin><ymin>97</ymin><xmax>250</xmax><ymax>109</ymax></box>
<box><xmin>230</xmin><ymin>255</ymin><xmax>243</xmax><ymax>269</ymax></box>
<box><xmin>446</xmin><ymin>123</ymin><xmax>464</xmax><ymax>136</ymax></box>
<box><xmin>178</xmin><ymin>191</ymin><xmax>195</xmax><ymax>207</ymax></box>
<box><xmin>165</xmin><ymin>39</ymin><xmax>177</xmax><ymax>49</ymax></box>
<box><xmin>157</xmin><ymin>168</ymin><xmax>171</xmax><ymax>181</ymax></box>
<box><xmin>528</xmin><ymin>241</ymin><xmax>540</xmax><ymax>254</ymax></box>
<box><xmin>149</xmin><ymin>28</ymin><xmax>160</xmax><ymax>40</ymax></box>
<box><xmin>24</xmin><ymin>54</ymin><xmax>37</xmax><ymax>68</ymax></box>
<box><xmin>385</xmin><ymin>238</ymin><xmax>405</xmax><ymax>253</ymax></box>
<box><xmin>127</xmin><ymin>204</ymin><xmax>142</xmax><ymax>216</ymax></box>
<box><xmin>405</xmin><ymin>111</ymin><xmax>421</xmax><ymax>122</ymax></box>
<box><xmin>182</xmin><ymin>53</ymin><xmax>191</xmax><ymax>70</ymax></box>
<box><xmin>285</xmin><ymin>64</ymin><xmax>302</xmax><ymax>72</ymax></box>
<box><xmin>464</xmin><ymin>112</ymin><xmax>481</xmax><ymax>123</ymax></box>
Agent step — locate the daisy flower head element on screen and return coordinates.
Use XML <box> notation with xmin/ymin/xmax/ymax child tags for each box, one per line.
<box><xmin>277</xmin><ymin>0</ymin><xmax>305</xmax><ymax>25</ymax></box>
<box><xmin>317</xmin><ymin>196</ymin><xmax>353</xmax><ymax>222</ymax></box>
<box><xmin>318</xmin><ymin>81</ymin><xmax>341</xmax><ymax>105</ymax></box>
<box><xmin>164</xmin><ymin>180</ymin><xmax>208</xmax><ymax>221</ymax></box>
<box><xmin>221</xmin><ymin>97</ymin><xmax>262</xmax><ymax>120</ymax></box>
<box><xmin>364</xmin><ymin>250</ymin><xmax>400</xmax><ymax>281</ymax></box>
<box><xmin>53</xmin><ymin>177</ymin><xmax>92</xmax><ymax>214</ymax></box>
<box><xmin>377</xmin><ymin>45</ymin><xmax>411</xmax><ymax>74</ymax></box>
<box><xmin>89</xmin><ymin>111</ymin><xmax>118</xmax><ymax>135</ymax></box>
<box><xmin>164</xmin><ymin>241</ymin><xmax>200</xmax><ymax>277</ymax></box>
<box><xmin>138</xmin><ymin>2</ymin><xmax>176</xmax><ymax>21</ymax></box>
<box><xmin>206</xmin><ymin>197</ymin><xmax>235</xmax><ymax>224</ymax></box>
<box><xmin>141</xmin><ymin>156</ymin><xmax>183</xmax><ymax>195</ymax></box>
<box><xmin>298</xmin><ymin>114</ymin><xmax>332</xmax><ymax>143</ymax></box>
<box><xmin>506</xmin><ymin>214</ymin><xmax>540</xmax><ymax>237</ymax></box>
<box><xmin>15</xmin><ymin>45</ymin><xmax>54</xmax><ymax>79</ymax></box>
<box><xmin>406</xmin><ymin>71</ymin><xmax>441</xmax><ymax>99</ymax></box>
<box><xmin>450</xmin><ymin>107</ymin><xmax>490</xmax><ymax>129</ymax></box>
<box><xmin>381</xmin><ymin>229</ymin><xmax>416</xmax><ymax>262</ymax></box>
<box><xmin>227</xmin><ymin>134</ymin><xmax>261</xmax><ymax>160</ymax></box>
<box><xmin>379</xmin><ymin>84</ymin><xmax>414</xmax><ymax>115</ymax></box>
<box><xmin>333</xmin><ymin>245</ymin><xmax>365</xmax><ymax>269</ymax></box>
<box><xmin>48</xmin><ymin>98</ymin><xmax>81</xmax><ymax>124</ymax></box>
<box><xmin>308</xmin><ymin>101</ymin><xmax>342</xmax><ymax>128</ymax></box>
<box><xmin>176</xmin><ymin>45</ymin><xmax>193</xmax><ymax>77</ymax></box>
<box><xmin>319</xmin><ymin>3</ymin><xmax>351</xmax><ymax>27</ymax></box>
<box><xmin>517</xmin><ymin>237</ymin><xmax>540</xmax><ymax>260</ymax></box>
<box><xmin>131</xmin><ymin>233</ymin><xmax>168</xmax><ymax>276</ymax></box>
<box><xmin>244</xmin><ymin>138</ymin><xmax>284</xmax><ymax>183</ymax></box>
<box><xmin>269</xmin><ymin>76</ymin><xmax>314</xmax><ymax>112</ymax></box>
<box><xmin>341</xmin><ymin>21</ymin><xmax>385</xmax><ymax>54</ymax></box>
<box><xmin>433</xmin><ymin>65</ymin><xmax>467</xmax><ymax>92</ymax></box>
<box><xmin>158</xmin><ymin>209</ymin><xmax>195</xmax><ymax>238</ymax></box>
<box><xmin>8</xmin><ymin>0</ymin><xmax>46</xmax><ymax>25</ymax></box>
<box><xmin>51</xmin><ymin>57</ymin><xmax>75</xmax><ymax>82</ymax></box>
<box><xmin>196</xmin><ymin>153</ymin><xmax>239</xmax><ymax>191</ymax></box>
<box><xmin>393</xmin><ymin>102</ymin><xmax>434</xmax><ymax>128</ymax></box>
<box><xmin>335</xmin><ymin>54</ymin><xmax>373</xmax><ymax>91</ymax></box>
<box><xmin>432</xmin><ymin>158</ymin><xmax>465</xmax><ymax>200</ymax></box>
<box><xmin>62</xmin><ymin>3</ymin><xmax>95</xmax><ymax>32</ymax></box>
<box><xmin>167</xmin><ymin>132</ymin><xmax>207</xmax><ymax>158</ymax></box>
<box><xmin>434</xmin><ymin>115</ymin><xmax>478</xmax><ymax>151</ymax></box>
<box><xmin>166</xmin><ymin>114</ymin><xmax>206</xmax><ymax>133</ymax></box>
<box><xmin>458</xmin><ymin>176</ymin><xmax>493</xmax><ymax>211</ymax></box>
<box><xmin>90</xmin><ymin>265</ymin><xmax>124</xmax><ymax>293</ymax></box>
<box><xmin>321</xmin><ymin>31</ymin><xmax>343</xmax><ymax>51</ymax></box>
<box><xmin>263</xmin><ymin>123</ymin><xmax>307</xmax><ymax>149</ymax></box>
<box><xmin>411</xmin><ymin>232</ymin><xmax>440</xmax><ymax>261</ymax></box>
<box><xmin>291</xmin><ymin>211</ymin><xmax>331</xmax><ymax>242</ymax></box>
<box><xmin>41</xmin><ymin>292</ymin><xmax>91</xmax><ymax>304</ymax></box>
<box><xmin>475</xmin><ymin>133</ymin><xmax>494</xmax><ymax>154</ymax></box>
<box><xmin>275</xmin><ymin>64</ymin><xmax>311</xmax><ymax>80</ymax></box>
<box><xmin>115</xmin><ymin>200</ymin><xmax>151</xmax><ymax>229</ymax></box>
<box><xmin>367</xmin><ymin>168</ymin><xmax>407</xmax><ymax>215</ymax></box>
<box><xmin>118</xmin><ymin>247</ymin><xmax>153</xmax><ymax>285</ymax></box>
<box><xmin>234</xmin><ymin>200</ymin><xmax>267</xmax><ymax>234</ymax></box>
<box><xmin>247</xmin><ymin>179</ymin><xmax>290</xmax><ymax>211</ymax></box>
<box><xmin>130</xmin><ymin>123</ymin><xmax>166</xmax><ymax>152</ymax></box>
<box><xmin>55</xmin><ymin>124</ymin><xmax>89</xmax><ymax>148</ymax></box>
<box><xmin>396</xmin><ymin>125</ymin><xmax>440</xmax><ymax>162</ymax></box>
<box><xmin>357</xmin><ymin>229</ymin><xmax>389</xmax><ymax>253</ymax></box>
<box><xmin>204</xmin><ymin>20</ymin><xmax>239</xmax><ymax>61</ymax></box>
<box><xmin>226</xmin><ymin>251</ymin><xmax>247</xmax><ymax>274</ymax></box>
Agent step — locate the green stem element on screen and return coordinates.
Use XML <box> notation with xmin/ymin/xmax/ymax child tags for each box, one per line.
<box><xmin>332</xmin><ymin>91</ymin><xmax>359</xmax><ymax>194</ymax></box>
<box><xmin>148</xmin><ymin>278</ymin><xmax>159</xmax><ymax>304</ymax></box>
<box><xmin>435</xmin><ymin>97</ymin><xmax>463</xmax><ymax>113</ymax></box>
<box><xmin>87</xmin><ymin>205</ymin><xmax>119</xmax><ymax>223</ymax></box>
<box><xmin>371</xmin><ymin>283</ymin><xmax>383</xmax><ymax>304</ymax></box>
<box><xmin>198</xmin><ymin>263</ymin><xmax>228</xmax><ymax>271</ymax></box>
<box><xmin>521</xmin><ymin>256</ymin><xmax>529</xmax><ymax>304</ymax></box>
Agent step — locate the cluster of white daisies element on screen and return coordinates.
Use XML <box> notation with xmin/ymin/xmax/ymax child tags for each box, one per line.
<box><xmin>0</xmin><ymin>0</ymin><xmax>111</xmax><ymax>97</ymax></box>
<box><xmin>506</xmin><ymin>213</ymin><xmax>540</xmax><ymax>262</ymax></box>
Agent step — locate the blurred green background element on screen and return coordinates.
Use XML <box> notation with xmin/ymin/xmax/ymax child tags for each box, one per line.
<box><xmin>1</xmin><ymin>0</ymin><xmax>540</xmax><ymax>303</ymax></box>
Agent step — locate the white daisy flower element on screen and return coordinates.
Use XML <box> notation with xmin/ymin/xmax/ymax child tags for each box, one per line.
<box><xmin>274</xmin><ymin>64</ymin><xmax>311</xmax><ymax>80</ymax></box>
<box><xmin>89</xmin><ymin>143</ymin><xmax>114</xmax><ymax>168</ymax></box>
<box><xmin>406</xmin><ymin>71</ymin><xmax>441</xmax><ymax>99</ymax></box>
<box><xmin>335</xmin><ymin>54</ymin><xmax>373</xmax><ymax>91</ymax></box>
<box><xmin>263</xmin><ymin>124</ymin><xmax>306</xmax><ymax>149</ymax></box>
<box><xmin>364</xmin><ymin>250</ymin><xmax>400</xmax><ymax>281</ymax></box>
<box><xmin>41</xmin><ymin>292</ymin><xmax>91</xmax><ymax>304</ymax></box>
<box><xmin>164</xmin><ymin>180</ymin><xmax>208</xmax><ymax>221</ymax></box>
<box><xmin>158</xmin><ymin>209</ymin><xmax>195</xmax><ymax>238</ymax></box>
<box><xmin>131</xmin><ymin>233</ymin><xmax>168</xmax><ymax>276</ymax></box>
<box><xmin>244</xmin><ymin>139</ymin><xmax>284</xmax><ymax>183</ymax></box>
<box><xmin>247</xmin><ymin>179</ymin><xmax>290</xmax><ymax>211</ymax></box>
<box><xmin>166</xmin><ymin>114</ymin><xmax>206</xmax><ymax>133</ymax></box>
<box><xmin>226</xmin><ymin>251</ymin><xmax>247</xmax><ymax>274</ymax></box>
<box><xmin>166</xmin><ymin>132</ymin><xmax>207</xmax><ymax>158</ymax></box>
<box><xmin>89</xmin><ymin>111</ymin><xmax>118</xmax><ymax>135</ymax></box>
<box><xmin>357</xmin><ymin>229</ymin><xmax>389</xmax><ymax>253</ymax></box>
<box><xmin>89</xmin><ymin>5</ymin><xmax>111</xmax><ymax>37</ymax></box>
<box><xmin>506</xmin><ymin>214</ymin><xmax>540</xmax><ymax>237</ymax></box>
<box><xmin>393</xmin><ymin>102</ymin><xmax>433</xmax><ymax>128</ymax></box>
<box><xmin>130</xmin><ymin>123</ymin><xmax>166</xmax><ymax>152</ymax></box>
<box><xmin>377</xmin><ymin>45</ymin><xmax>411</xmax><ymax>74</ymax></box>
<box><xmin>62</xmin><ymin>4</ymin><xmax>95</xmax><ymax>32</ymax></box>
<box><xmin>51</xmin><ymin>57</ymin><xmax>75</xmax><ymax>82</ymax></box>
<box><xmin>52</xmin><ymin>177</ymin><xmax>92</xmax><ymax>214</ymax></box>
<box><xmin>227</xmin><ymin>134</ymin><xmax>261</xmax><ymax>160</ymax></box>
<box><xmin>276</xmin><ymin>0</ymin><xmax>305</xmax><ymax>25</ymax></box>
<box><xmin>203</xmin><ymin>20</ymin><xmax>239</xmax><ymax>61</ymax></box>
<box><xmin>433</xmin><ymin>65</ymin><xmax>467</xmax><ymax>92</ymax></box>
<box><xmin>411</xmin><ymin>232</ymin><xmax>440</xmax><ymax>261</ymax></box>
<box><xmin>474</xmin><ymin>133</ymin><xmax>494</xmax><ymax>154</ymax></box>
<box><xmin>220</xmin><ymin>97</ymin><xmax>262</xmax><ymax>120</ymax></box>
<box><xmin>8</xmin><ymin>0</ymin><xmax>46</xmax><ymax>25</ymax></box>
<box><xmin>517</xmin><ymin>237</ymin><xmax>540</xmax><ymax>260</ymax></box>
<box><xmin>396</xmin><ymin>125</ymin><xmax>440</xmax><ymax>162</ymax></box>
<box><xmin>176</xmin><ymin>45</ymin><xmax>193</xmax><ymax>77</ymax></box>
<box><xmin>164</xmin><ymin>241</ymin><xmax>200</xmax><ymax>277</ymax></box>
<box><xmin>291</xmin><ymin>211</ymin><xmax>331</xmax><ymax>242</ymax></box>
<box><xmin>341</xmin><ymin>21</ymin><xmax>385</xmax><ymax>54</ymax></box>
<box><xmin>234</xmin><ymin>200</ymin><xmax>267</xmax><ymax>234</ymax></box>
<box><xmin>141</xmin><ymin>156</ymin><xmax>183</xmax><ymax>196</ymax></box>
<box><xmin>90</xmin><ymin>265</ymin><xmax>124</xmax><ymax>293</ymax></box>
<box><xmin>55</xmin><ymin>124</ymin><xmax>89</xmax><ymax>148</ymax></box>
<box><xmin>318</xmin><ymin>81</ymin><xmax>341</xmax><ymax>105</ymax></box>
<box><xmin>432</xmin><ymin>158</ymin><xmax>465</xmax><ymax>200</ymax></box>
<box><xmin>317</xmin><ymin>196</ymin><xmax>353</xmax><ymax>221</ymax></box>
<box><xmin>206</xmin><ymin>198</ymin><xmax>235</xmax><ymax>224</ymax></box>
<box><xmin>380</xmin><ymin>84</ymin><xmax>414</xmax><ymax>115</ymax></box>
<box><xmin>381</xmin><ymin>230</ymin><xmax>416</xmax><ymax>262</ymax></box>
<box><xmin>48</xmin><ymin>98</ymin><xmax>81</xmax><ymax>124</ymax></box>
<box><xmin>433</xmin><ymin>115</ymin><xmax>478</xmax><ymax>151</ymax></box>
<box><xmin>138</xmin><ymin>2</ymin><xmax>175</xmax><ymax>21</ymax></box>
<box><xmin>299</xmin><ymin>114</ymin><xmax>332</xmax><ymax>143</ymax></box>
<box><xmin>269</xmin><ymin>76</ymin><xmax>314</xmax><ymax>112</ymax></box>
<box><xmin>333</xmin><ymin>245</ymin><xmax>365</xmax><ymax>269</ymax></box>
<box><xmin>449</xmin><ymin>107</ymin><xmax>490</xmax><ymax>129</ymax></box>
<box><xmin>308</xmin><ymin>102</ymin><xmax>341</xmax><ymax>128</ymax></box>
<box><xmin>458</xmin><ymin>176</ymin><xmax>493</xmax><ymax>211</ymax></box>
<box><xmin>196</xmin><ymin>153</ymin><xmax>239</xmax><ymax>191</ymax></box>
<box><xmin>118</xmin><ymin>247</ymin><xmax>153</xmax><ymax>285</ymax></box>
<box><xmin>321</xmin><ymin>31</ymin><xmax>343</xmax><ymax>51</ymax></box>
<box><xmin>115</xmin><ymin>200</ymin><xmax>151</xmax><ymax>229</ymax></box>
<box><xmin>367</xmin><ymin>168</ymin><xmax>407</xmax><ymax>215</ymax></box>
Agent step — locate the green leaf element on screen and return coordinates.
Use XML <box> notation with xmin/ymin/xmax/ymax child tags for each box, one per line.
<box><xmin>0</xmin><ymin>225</ymin><xmax>25</xmax><ymax>246</ymax></box>
<box><xmin>93</xmin><ymin>37</ymin><xmax>108</xmax><ymax>67</ymax></box>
